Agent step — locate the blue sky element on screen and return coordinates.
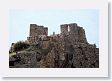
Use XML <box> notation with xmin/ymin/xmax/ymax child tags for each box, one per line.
<box><xmin>9</xmin><ymin>9</ymin><xmax>99</xmax><ymax>47</ymax></box>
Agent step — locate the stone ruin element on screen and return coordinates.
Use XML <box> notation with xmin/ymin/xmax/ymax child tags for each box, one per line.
<box><xmin>27</xmin><ymin>24</ymin><xmax>48</xmax><ymax>44</ymax></box>
<box><xmin>9</xmin><ymin>23</ymin><xmax>99</xmax><ymax>68</ymax></box>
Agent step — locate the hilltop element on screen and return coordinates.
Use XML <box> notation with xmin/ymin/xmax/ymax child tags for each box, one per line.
<box><xmin>9</xmin><ymin>23</ymin><xmax>99</xmax><ymax>68</ymax></box>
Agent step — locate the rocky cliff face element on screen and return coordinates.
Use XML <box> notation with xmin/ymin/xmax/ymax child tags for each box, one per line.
<box><xmin>9</xmin><ymin>23</ymin><xmax>99</xmax><ymax>68</ymax></box>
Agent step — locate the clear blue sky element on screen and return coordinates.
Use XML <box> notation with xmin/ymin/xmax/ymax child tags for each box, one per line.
<box><xmin>9</xmin><ymin>9</ymin><xmax>99</xmax><ymax>48</ymax></box>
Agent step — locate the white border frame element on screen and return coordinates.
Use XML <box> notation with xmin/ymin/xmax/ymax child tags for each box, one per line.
<box><xmin>0</xmin><ymin>0</ymin><xmax>108</xmax><ymax>77</ymax></box>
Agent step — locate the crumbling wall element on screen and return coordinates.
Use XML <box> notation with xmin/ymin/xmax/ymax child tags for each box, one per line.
<box><xmin>30</xmin><ymin>24</ymin><xmax>48</xmax><ymax>36</ymax></box>
<box><xmin>60</xmin><ymin>24</ymin><xmax>68</xmax><ymax>35</ymax></box>
<box><xmin>28</xmin><ymin>24</ymin><xmax>48</xmax><ymax>44</ymax></box>
<box><xmin>60</xmin><ymin>23</ymin><xmax>88</xmax><ymax>44</ymax></box>
<box><xmin>10</xmin><ymin>23</ymin><xmax>99</xmax><ymax>68</ymax></box>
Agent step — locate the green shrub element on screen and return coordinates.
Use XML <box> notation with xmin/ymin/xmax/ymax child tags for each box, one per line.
<box><xmin>13</xmin><ymin>41</ymin><xmax>30</xmax><ymax>52</ymax></box>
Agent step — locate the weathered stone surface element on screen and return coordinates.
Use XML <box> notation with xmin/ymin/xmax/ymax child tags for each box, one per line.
<box><xmin>9</xmin><ymin>23</ymin><xmax>99</xmax><ymax>68</ymax></box>
<box><xmin>28</xmin><ymin>24</ymin><xmax>48</xmax><ymax>44</ymax></box>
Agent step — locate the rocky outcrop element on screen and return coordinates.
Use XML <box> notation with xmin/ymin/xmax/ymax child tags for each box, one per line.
<box><xmin>9</xmin><ymin>23</ymin><xmax>99</xmax><ymax>68</ymax></box>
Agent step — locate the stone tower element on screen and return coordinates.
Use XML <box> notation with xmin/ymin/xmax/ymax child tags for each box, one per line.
<box><xmin>60</xmin><ymin>23</ymin><xmax>87</xmax><ymax>43</ymax></box>
<box><xmin>10</xmin><ymin>23</ymin><xmax>99</xmax><ymax>68</ymax></box>
<box><xmin>60</xmin><ymin>24</ymin><xmax>68</xmax><ymax>35</ymax></box>
<box><xmin>27</xmin><ymin>24</ymin><xmax>48</xmax><ymax>44</ymax></box>
<box><xmin>30</xmin><ymin>24</ymin><xmax>48</xmax><ymax>36</ymax></box>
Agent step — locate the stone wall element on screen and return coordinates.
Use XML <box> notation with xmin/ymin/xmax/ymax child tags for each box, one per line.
<box><xmin>29</xmin><ymin>23</ymin><xmax>87</xmax><ymax>44</ymax></box>
<box><xmin>30</xmin><ymin>24</ymin><xmax>48</xmax><ymax>36</ymax></box>
<box><xmin>60</xmin><ymin>24</ymin><xmax>68</xmax><ymax>35</ymax></box>
<box><xmin>60</xmin><ymin>23</ymin><xmax>87</xmax><ymax>44</ymax></box>
<box><xmin>28</xmin><ymin>24</ymin><xmax>48</xmax><ymax>44</ymax></box>
<box><xmin>9</xmin><ymin>23</ymin><xmax>99</xmax><ymax>68</ymax></box>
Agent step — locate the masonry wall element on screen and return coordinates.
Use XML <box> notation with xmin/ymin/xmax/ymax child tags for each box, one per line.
<box><xmin>10</xmin><ymin>23</ymin><xmax>99</xmax><ymax>68</ymax></box>
<box><xmin>28</xmin><ymin>24</ymin><xmax>48</xmax><ymax>44</ymax></box>
<box><xmin>30</xmin><ymin>24</ymin><xmax>48</xmax><ymax>36</ymax></box>
<box><xmin>60</xmin><ymin>24</ymin><xmax>68</xmax><ymax>35</ymax></box>
<box><xmin>60</xmin><ymin>23</ymin><xmax>88</xmax><ymax>44</ymax></box>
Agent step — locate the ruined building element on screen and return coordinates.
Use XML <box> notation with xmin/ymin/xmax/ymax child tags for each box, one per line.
<box><xmin>9</xmin><ymin>23</ymin><xmax>99</xmax><ymax>68</ymax></box>
<box><xmin>27</xmin><ymin>24</ymin><xmax>48</xmax><ymax>44</ymax></box>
